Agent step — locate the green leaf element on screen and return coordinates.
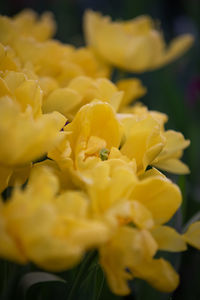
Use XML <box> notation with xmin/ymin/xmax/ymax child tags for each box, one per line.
<box><xmin>17</xmin><ymin>271</ymin><xmax>67</xmax><ymax>300</ymax></box>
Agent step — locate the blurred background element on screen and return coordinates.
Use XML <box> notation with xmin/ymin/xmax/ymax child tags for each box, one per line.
<box><xmin>0</xmin><ymin>0</ymin><xmax>200</xmax><ymax>299</ymax></box>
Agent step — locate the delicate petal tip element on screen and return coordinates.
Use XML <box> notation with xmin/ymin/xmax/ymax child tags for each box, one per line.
<box><xmin>151</xmin><ymin>226</ymin><xmax>187</xmax><ymax>252</ymax></box>
<box><xmin>183</xmin><ymin>221</ymin><xmax>200</xmax><ymax>250</ymax></box>
<box><xmin>156</xmin><ymin>34</ymin><xmax>194</xmax><ymax>68</ymax></box>
<box><xmin>153</xmin><ymin>159</ymin><xmax>190</xmax><ymax>175</ymax></box>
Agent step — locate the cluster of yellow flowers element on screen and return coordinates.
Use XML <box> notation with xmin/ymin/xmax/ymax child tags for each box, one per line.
<box><xmin>0</xmin><ymin>9</ymin><xmax>199</xmax><ymax>296</ymax></box>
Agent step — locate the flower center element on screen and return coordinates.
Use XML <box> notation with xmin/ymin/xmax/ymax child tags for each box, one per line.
<box><xmin>99</xmin><ymin>148</ymin><xmax>110</xmax><ymax>161</ymax></box>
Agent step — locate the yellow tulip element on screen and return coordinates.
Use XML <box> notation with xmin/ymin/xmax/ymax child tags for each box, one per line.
<box><xmin>84</xmin><ymin>10</ymin><xmax>194</xmax><ymax>72</ymax></box>
<box><xmin>1</xmin><ymin>166</ymin><xmax>110</xmax><ymax>270</ymax></box>
<box><xmin>49</xmin><ymin>101</ymin><xmax>168</xmax><ymax>179</ymax></box>
<box><xmin>0</xmin><ymin>97</ymin><xmax>65</xmax><ymax>166</ymax></box>
<box><xmin>49</xmin><ymin>101</ymin><xmax>123</xmax><ymax>176</ymax></box>
<box><xmin>0</xmin><ymin>9</ymin><xmax>55</xmax><ymax>44</ymax></box>
<box><xmin>0</xmin><ymin>71</ymin><xmax>66</xmax><ymax>193</ymax></box>
<box><xmin>0</xmin><ymin>69</ymin><xmax>66</xmax><ymax>192</ymax></box>
<box><xmin>119</xmin><ymin>105</ymin><xmax>190</xmax><ymax>174</ymax></box>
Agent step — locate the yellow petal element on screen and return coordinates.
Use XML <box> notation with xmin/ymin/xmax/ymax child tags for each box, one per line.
<box><xmin>121</xmin><ymin>116</ymin><xmax>165</xmax><ymax>173</ymax></box>
<box><xmin>13</xmin><ymin>9</ymin><xmax>56</xmax><ymax>41</ymax></box>
<box><xmin>152</xmin><ymin>130</ymin><xmax>190</xmax><ymax>174</ymax></box>
<box><xmin>183</xmin><ymin>221</ymin><xmax>200</xmax><ymax>249</ymax></box>
<box><xmin>133</xmin><ymin>258</ymin><xmax>179</xmax><ymax>292</ymax></box>
<box><xmin>39</xmin><ymin>76</ymin><xmax>59</xmax><ymax>97</ymax></box>
<box><xmin>130</xmin><ymin>173</ymin><xmax>182</xmax><ymax>225</ymax></box>
<box><xmin>0</xmin><ymin>209</ymin><xmax>27</xmax><ymax>263</ymax></box>
<box><xmin>65</xmin><ymin>101</ymin><xmax>122</xmax><ymax>162</ymax></box>
<box><xmin>100</xmin><ymin>226</ymin><xmax>157</xmax><ymax>295</ymax></box>
<box><xmin>14</xmin><ymin>79</ymin><xmax>42</xmax><ymax>117</ymax></box>
<box><xmin>130</xmin><ymin>200</ymin><xmax>154</xmax><ymax>229</ymax></box>
<box><xmin>154</xmin><ymin>34</ymin><xmax>194</xmax><ymax>69</ymax></box>
<box><xmin>153</xmin><ymin>130</ymin><xmax>190</xmax><ymax>161</ymax></box>
<box><xmin>85</xmin><ymin>135</ymin><xmax>106</xmax><ymax>155</ymax></box>
<box><xmin>3</xmin><ymin>166</ymin><xmax>110</xmax><ymax>271</ymax></box>
<box><xmin>151</xmin><ymin>225</ymin><xmax>187</xmax><ymax>251</ymax></box>
<box><xmin>87</xmin><ymin>159</ymin><xmax>137</xmax><ymax>215</ymax></box>
<box><xmin>43</xmin><ymin>87</ymin><xmax>82</xmax><ymax>117</ymax></box>
<box><xmin>153</xmin><ymin>158</ymin><xmax>190</xmax><ymax>174</ymax></box>
<box><xmin>0</xmin><ymin>97</ymin><xmax>66</xmax><ymax>166</ymax></box>
<box><xmin>116</xmin><ymin>78</ymin><xmax>146</xmax><ymax>109</ymax></box>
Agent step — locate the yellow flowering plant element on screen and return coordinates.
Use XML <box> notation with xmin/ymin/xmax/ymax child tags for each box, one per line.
<box><xmin>0</xmin><ymin>8</ymin><xmax>199</xmax><ymax>300</ymax></box>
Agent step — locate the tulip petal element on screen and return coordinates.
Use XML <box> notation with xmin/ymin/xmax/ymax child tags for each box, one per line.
<box><xmin>183</xmin><ymin>221</ymin><xmax>200</xmax><ymax>250</ymax></box>
<box><xmin>151</xmin><ymin>225</ymin><xmax>187</xmax><ymax>251</ymax></box>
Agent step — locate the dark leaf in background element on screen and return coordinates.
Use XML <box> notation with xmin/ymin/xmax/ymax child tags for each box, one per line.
<box><xmin>17</xmin><ymin>271</ymin><xmax>68</xmax><ymax>300</ymax></box>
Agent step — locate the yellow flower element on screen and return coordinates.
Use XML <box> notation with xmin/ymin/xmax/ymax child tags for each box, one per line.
<box><xmin>0</xmin><ymin>70</ymin><xmax>66</xmax><ymax>192</ymax></box>
<box><xmin>72</xmin><ymin>157</ymin><xmax>183</xmax><ymax>295</ymax></box>
<box><xmin>0</xmin><ymin>70</ymin><xmax>66</xmax><ymax>166</ymax></box>
<box><xmin>48</xmin><ymin>101</ymin><xmax>123</xmax><ymax>179</ymax></box>
<box><xmin>77</xmin><ymin>160</ymin><xmax>184</xmax><ymax>295</ymax></box>
<box><xmin>0</xmin><ymin>11</ymin><xmax>110</xmax><ymax>94</ymax></box>
<box><xmin>49</xmin><ymin>101</ymin><xmax>168</xmax><ymax>180</ymax></box>
<box><xmin>0</xmin><ymin>97</ymin><xmax>65</xmax><ymax>189</ymax></box>
<box><xmin>0</xmin><ymin>166</ymin><xmax>110</xmax><ymax>270</ymax></box>
<box><xmin>0</xmin><ymin>9</ymin><xmax>55</xmax><ymax>44</ymax></box>
<box><xmin>0</xmin><ymin>29</ymin><xmax>110</xmax><ymax>88</ymax></box>
<box><xmin>119</xmin><ymin>104</ymin><xmax>190</xmax><ymax>174</ymax></box>
<box><xmin>84</xmin><ymin>10</ymin><xmax>194</xmax><ymax>72</ymax></box>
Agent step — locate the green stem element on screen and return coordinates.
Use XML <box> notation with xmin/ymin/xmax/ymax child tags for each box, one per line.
<box><xmin>67</xmin><ymin>251</ymin><xmax>96</xmax><ymax>300</ymax></box>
